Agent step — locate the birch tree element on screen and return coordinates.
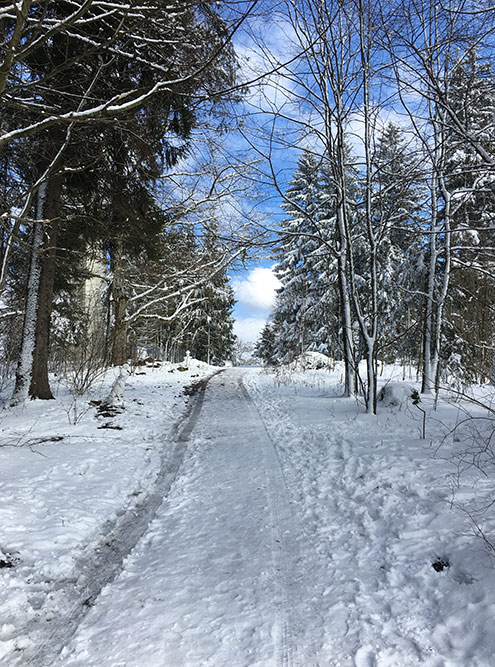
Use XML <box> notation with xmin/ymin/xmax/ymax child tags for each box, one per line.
<box><xmin>253</xmin><ymin>0</ymin><xmax>397</xmax><ymax>408</ymax></box>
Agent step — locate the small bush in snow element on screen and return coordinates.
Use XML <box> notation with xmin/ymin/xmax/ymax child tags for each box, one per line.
<box><xmin>378</xmin><ymin>382</ymin><xmax>416</xmax><ymax>408</ymax></box>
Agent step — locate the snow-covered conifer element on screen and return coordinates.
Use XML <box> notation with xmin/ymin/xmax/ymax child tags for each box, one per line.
<box><xmin>442</xmin><ymin>53</ymin><xmax>495</xmax><ymax>382</ymax></box>
<box><xmin>270</xmin><ymin>151</ymin><xmax>336</xmax><ymax>363</ymax></box>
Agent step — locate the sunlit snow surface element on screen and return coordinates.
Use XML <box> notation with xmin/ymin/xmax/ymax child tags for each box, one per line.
<box><xmin>1</xmin><ymin>361</ymin><xmax>495</xmax><ymax>666</ymax></box>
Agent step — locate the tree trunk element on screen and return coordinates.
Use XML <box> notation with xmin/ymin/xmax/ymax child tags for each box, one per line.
<box><xmin>336</xmin><ymin>246</ymin><xmax>355</xmax><ymax>397</ymax></box>
<box><xmin>357</xmin><ymin>6</ymin><xmax>378</xmax><ymax>414</ymax></box>
<box><xmin>421</xmin><ymin>172</ymin><xmax>439</xmax><ymax>394</ymax></box>
<box><xmin>29</xmin><ymin>172</ymin><xmax>63</xmax><ymax>399</ymax></box>
<box><xmin>431</xmin><ymin>166</ymin><xmax>453</xmax><ymax>394</ymax></box>
<box><xmin>10</xmin><ymin>184</ymin><xmax>47</xmax><ymax>405</ymax></box>
<box><xmin>334</xmin><ymin>132</ymin><xmax>356</xmax><ymax>398</ymax></box>
<box><xmin>110</xmin><ymin>237</ymin><xmax>128</xmax><ymax>366</ymax></box>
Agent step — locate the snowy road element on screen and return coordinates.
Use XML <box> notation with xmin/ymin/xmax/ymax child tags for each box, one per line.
<box><xmin>55</xmin><ymin>369</ymin><xmax>308</xmax><ymax>667</ymax></box>
<box><xmin>7</xmin><ymin>364</ymin><xmax>494</xmax><ymax>666</ymax></box>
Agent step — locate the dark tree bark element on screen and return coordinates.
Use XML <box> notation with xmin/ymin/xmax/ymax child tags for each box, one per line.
<box><xmin>110</xmin><ymin>237</ymin><xmax>128</xmax><ymax>366</ymax></box>
<box><xmin>29</xmin><ymin>172</ymin><xmax>63</xmax><ymax>399</ymax></box>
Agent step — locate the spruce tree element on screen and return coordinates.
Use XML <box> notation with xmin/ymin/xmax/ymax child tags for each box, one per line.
<box><xmin>271</xmin><ymin>151</ymin><xmax>335</xmax><ymax>363</ymax></box>
<box><xmin>371</xmin><ymin>122</ymin><xmax>425</xmax><ymax>366</ymax></box>
<box><xmin>443</xmin><ymin>53</ymin><xmax>495</xmax><ymax>382</ymax></box>
<box><xmin>180</xmin><ymin>225</ymin><xmax>237</xmax><ymax>365</ymax></box>
<box><xmin>255</xmin><ymin>322</ymin><xmax>278</xmax><ymax>366</ymax></box>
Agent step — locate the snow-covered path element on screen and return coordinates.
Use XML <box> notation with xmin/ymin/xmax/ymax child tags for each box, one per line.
<box><xmin>56</xmin><ymin>369</ymin><xmax>308</xmax><ymax>667</ymax></box>
<box><xmin>4</xmin><ymin>363</ymin><xmax>495</xmax><ymax>666</ymax></box>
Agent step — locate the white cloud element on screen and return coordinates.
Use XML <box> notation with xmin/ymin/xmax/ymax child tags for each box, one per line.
<box><xmin>231</xmin><ymin>267</ymin><xmax>280</xmax><ymax>311</ymax></box>
<box><xmin>233</xmin><ymin>317</ymin><xmax>267</xmax><ymax>343</ymax></box>
<box><xmin>345</xmin><ymin>105</ymin><xmax>417</xmax><ymax>162</ymax></box>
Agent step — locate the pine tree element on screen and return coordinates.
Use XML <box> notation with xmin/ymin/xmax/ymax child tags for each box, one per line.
<box><xmin>255</xmin><ymin>322</ymin><xmax>278</xmax><ymax>366</ymax></box>
<box><xmin>121</xmin><ymin>223</ymin><xmax>236</xmax><ymax>365</ymax></box>
<box><xmin>180</xmin><ymin>225</ymin><xmax>237</xmax><ymax>365</ymax></box>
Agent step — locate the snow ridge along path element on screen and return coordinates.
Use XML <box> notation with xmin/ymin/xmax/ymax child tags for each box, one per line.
<box><xmin>13</xmin><ymin>370</ymin><xmax>222</xmax><ymax>667</ymax></box>
<box><xmin>54</xmin><ymin>368</ymin><xmax>308</xmax><ymax>667</ymax></box>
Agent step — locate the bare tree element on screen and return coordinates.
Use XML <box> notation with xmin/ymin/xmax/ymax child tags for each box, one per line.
<box><xmin>240</xmin><ymin>0</ymin><xmax>495</xmax><ymax>410</ymax></box>
<box><xmin>384</xmin><ymin>0</ymin><xmax>495</xmax><ymax>394</ymax></box>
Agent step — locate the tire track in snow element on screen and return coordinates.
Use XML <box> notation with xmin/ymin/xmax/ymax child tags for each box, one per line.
<box><xmin>238</xmin><ymin>377</ymin><xmax>302</xmax><ymax>667</ymax></box>
<box><xmin>12</xmin><ymin>370</ymin><xmax>223</xmax><ymax>667</ymax></box>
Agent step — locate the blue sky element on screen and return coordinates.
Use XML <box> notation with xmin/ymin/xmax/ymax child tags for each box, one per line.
<box><xmin>224</xmin><ymin>9</ymin><xmax>300</xmax><ymax>344</ymax></box>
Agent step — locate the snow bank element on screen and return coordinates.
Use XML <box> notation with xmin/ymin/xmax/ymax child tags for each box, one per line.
<box><xmin>286</xmin><ymin>351</ymin><xmax>334</xmax><ymax>370</ymax></box>
<box><xmin>377</xmin><ymin>381</ymin><xmax>417</xmax><ymax>407</ymax></box>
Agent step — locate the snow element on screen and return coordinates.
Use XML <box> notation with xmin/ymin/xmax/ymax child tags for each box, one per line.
<box><xmin>0</xmin><ymin>360</ymin><xmax>214</xmax><ymax>663</ymax></box>
<box><xmin>103</xmin><ymin>363</ymin><xmax>131</xmax><ymax>407</ymax></box>
<box><xmin>1</xmin><ymin>362</ymin><xmax>495</xmax><ymax>665</ymax></box>
<box><xmin>287</xmin><ymin>351</ymin><xmax>335</xmax><ymax>370</ymax></box>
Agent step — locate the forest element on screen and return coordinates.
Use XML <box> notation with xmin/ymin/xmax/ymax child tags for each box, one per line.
<box><xmin>2</xmin><ymin>3</ymin><xmax>495</xmax><ymax>662</ymax></box>
<box><xmin>0</xmin><ymin>0</ymin><xmax>494</xmax><ymax>414</ymax></box>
